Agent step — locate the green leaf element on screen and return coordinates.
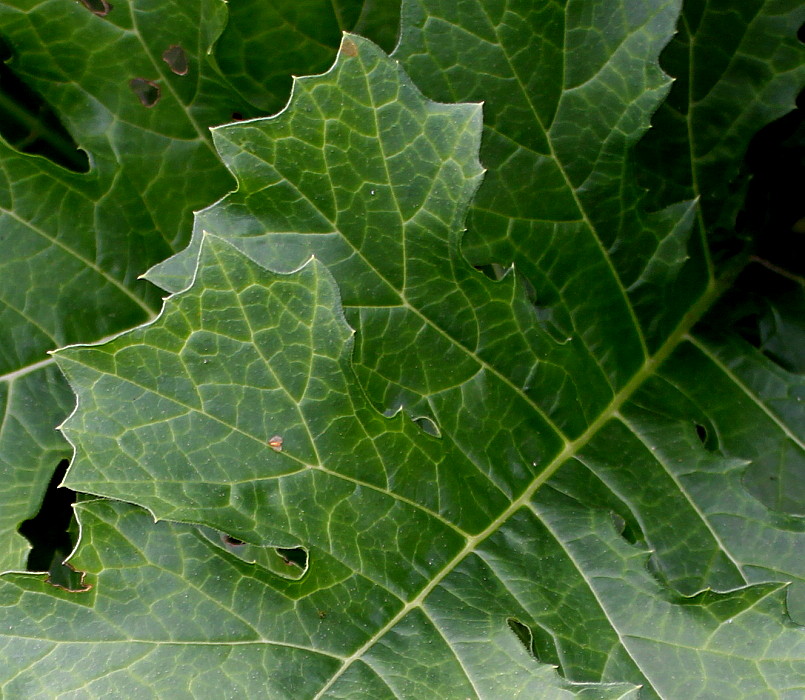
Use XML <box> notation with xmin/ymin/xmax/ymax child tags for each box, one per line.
<box><xmin>391</xmin><ymin>0</ymin><xmax>708</xmax><ymax>350</ymax></box>
<box><xmin>2</xmin><ymin>498</ymin><xmax>647</xmax><ymax>698</ymax></box>
<box><xmin>31</xmin><ymin>27</ymin><xmax>803</xmax><ymax>695</ymax></box>
<box><xmin>635</xmin><ymin>0</ymin><xmax>805</xmax><ymax>227</ymax></box>
<box><xmin>216</xmin><ymin>0</ymin><xmax>400</xmax><ymax>113</ymax></box>
<box><xmin>0</xmin><ymin>0</ymin><xmax>253</xmax><ymax>569</ymax></box>
<box><xmin>9</xmin><ymin>233</ymin><xmax>804</xmax><ymax>694</ymax></box>
<box><xmin>2</xmin><ymin>0</ymin><xmax>803</xmax><ymax>696</ymax></box>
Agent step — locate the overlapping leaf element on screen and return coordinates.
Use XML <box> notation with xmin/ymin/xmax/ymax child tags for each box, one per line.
<box><xmin>1</xmin><ymin>0</ymin><xmax>803</xmax><ymax>697</ymax></box>
<box><xmin>0</xmin><ymin>0</ymin><xmax>251</xmax><ymax>569</ymax></box>
<box><xmin>216</xmin><ymin>0</ymin><xmax>400</xmax><ymax>113</ymax></box>
<box><xmin>0</xmin><ymin>0</ymin><xmax>387</xmax><ymax>570</ymax></box>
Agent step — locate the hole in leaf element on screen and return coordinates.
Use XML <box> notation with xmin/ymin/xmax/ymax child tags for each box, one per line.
<box><xmin>0</xmin><ymin>41</ymin><xmax>89</xmax><ymax>172</ymax></box>
<box><xmin>609</xmin><ymin>511</ymin><xmax>640</xmax><ymax>545</ymax></box>
<box><xmin>275</xmin><ymin>546</ymin><xmax>307</xmax><ymax>570</ymax></box>
<box><xmin>691</xmin><ymin>419</ymin><xmax>719</xmax><ymax>452</ymax></box>
<box><xmin>161</xmin><ymin>45</ymin><xmax>188</xmax><ymax>76</ymax></box>
<box><xmin>520</xmin><ymin>271</ymin><xmax>574</xmax><ymax>345</ymax></box>
<box><xmin>506</xmin><ymin>617</ymin><xmax>563</xmax><ymax>674</ymax></box>
<box><xmin>129</xmin><ymin>78</ymin><xmax>160</xmax><ymax>107</ymax></box>
<box><xmin>18</xmin><ymin>460</ymin><xmax>86</xmax><ymax>591</ymax></box>
<box><xmin>413</xmin><ymin>416</ymin><xmax>440</xmax><ymax>437</ymax></box>
<box><xmin>222</xmin><ymin>534</ymin><xmax>245</xmax><ymax>546</ymax></box>
<box><xmin>507</xmin><ymin>617</ymin><xmax>536</xmax><ymax>656</ymax></box>
<box><xmin>78</xmin><ymin>0</ymin><xmax>111</xmax><ymax>16</ymax></box>
<box><xmin>473</xmin><ymin>263</ymin><xmax>507</xmax><ymax>281</ymax></box>
<box><xmin>231</xmin><ymin>111</ymin><xmax>245</xmax><ymax>121</ymax></box>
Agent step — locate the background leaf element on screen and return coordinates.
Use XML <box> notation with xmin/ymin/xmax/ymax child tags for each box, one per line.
<box><xmin>216</xmin><ymin>0</ymin><xmax>400</xmax><ymax>113</ymax></box>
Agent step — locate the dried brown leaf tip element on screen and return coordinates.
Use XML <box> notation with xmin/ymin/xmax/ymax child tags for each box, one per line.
<box><xmin>268</xmin><ymin>435</ymin><xmax>283</xmax><ymax>452</ymax></box>
<box><xmin>340</xmin><ymin>38</ymin><xmax>358</xmax><ymax>57</ymax></box>
<box><xmin>162</xmin><ymin>45</ymin><xmax>188</xmax><ymax>76</ymax></box>
<box><xmin>129</xmin><ymin>78</ymin><xmax>160</xmax><ymax>107</ymax></box>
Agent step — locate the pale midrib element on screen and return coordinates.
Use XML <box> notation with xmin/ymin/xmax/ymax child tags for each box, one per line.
<box><xmin>313</xmin><ymin>277</ymin><xmax>723</xmax><ymax>698</ymax></box>
<box><xmin>0</xmin><ymin>325</ymin><xmax>160</xmax><ymax>385</ymax></box>
<box><xmin>1</xmin><ymin>634</ymin><xmax>344</xmax><ymax>656</ymax></box>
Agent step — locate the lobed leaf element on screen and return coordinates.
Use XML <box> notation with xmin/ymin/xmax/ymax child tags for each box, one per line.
<box><xmin>1</xmin><ymin>0</ymin><xmax>803</xmax><ymax>696</ymax></box>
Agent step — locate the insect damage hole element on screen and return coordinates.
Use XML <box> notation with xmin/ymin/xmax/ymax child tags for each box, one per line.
<box><xmin>162</xmin><ymin>45</ymin><xmax>188</xmax><ymax>75</ymax></box>
<box><xmin>275</xmin><ymin>546</ymin><xmax>307</xmax><ymax>571</ymax></box>
<box><xmin>79</xmin><ymin>0</ymin><xmax>111</xmax><ymax>16</ymax></box>
<box><xmin>506</xmin><ymin>617</ymin><xmax>563</xmax><ymax>674</ymax></box>
<box><xmin>129</xmin><ymin>78</ymin><xmax>160</xmax><ymax>107</ymax></box>
<box><xmin>221</xmin><ymin>534</ymin><xmax>245</xmax><ymax>546</ymax></box>
<box><xmin>413</xmin><ymin>416</ymin><xmax>440</xmax><ymax>437</ymax></box>
<box><xmin>692</xmin><ymin>420</ymin><xmax>719</xmax><ymax>452</ymax></box>
<box><xmin>507</xmin><ymin>618</ymin><xmax>537</xmax><ymax>657</ymax></box>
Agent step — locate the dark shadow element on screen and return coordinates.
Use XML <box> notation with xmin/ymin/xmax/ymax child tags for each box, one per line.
<box><xmin>0</xmin><ymin>38</ymin><xmax>89</xmax><ymax>172</ymax></box>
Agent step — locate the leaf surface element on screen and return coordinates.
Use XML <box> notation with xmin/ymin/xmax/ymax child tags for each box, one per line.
<box><xmin>216</xmin><ymin>0</ymin><xmax>400</xmax><ymax>113</ymax></box>
<box><xmin>2</xmin><ymin>0</ymin><xmax>804</xmax><ymax>696</ymax></box>
<box><xmin>0</xmin><ymin>0</ymin><xmax>255</xmax><ymax>568</ymax></box>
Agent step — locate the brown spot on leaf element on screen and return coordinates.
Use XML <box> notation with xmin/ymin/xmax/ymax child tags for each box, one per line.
<box><xmin>79</xmin><ymin>0</ymin><xmax>111</xmax><ymax>16</ymax></box>
<box><xmin>129</xmin><ymin>78</ymin><xmax>160</xmax><ymax>107</ymax></box>
<box><xmin>340</xmin><ymin>38</ymin><xmax>358</xmax><ymax>57</ymax></box>
<box><xmin>268</xmin><ymin>435</ymin><xmax>283</xmax><ymax>452</ymax></box>
<box><xmin>162</xmin><ymin>45</ymin><xmax>188</xmax><ymax>76</ymax></box>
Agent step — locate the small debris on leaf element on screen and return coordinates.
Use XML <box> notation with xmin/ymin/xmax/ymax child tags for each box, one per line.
<box><xmin>268</xmin><ymin>435</ymin><xmax>283</xmax><ymax>452</ymax></box>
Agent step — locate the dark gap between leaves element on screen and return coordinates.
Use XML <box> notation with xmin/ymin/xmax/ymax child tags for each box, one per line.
<box><xmin>18</xmin><ymin>460</ymin><xmax>85</xmax><ymax>590</ymax></box>
<box><xmin>0</xmin><ymin>40</ymin><xmax>89</xmax><ymax>172</ymax></box>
